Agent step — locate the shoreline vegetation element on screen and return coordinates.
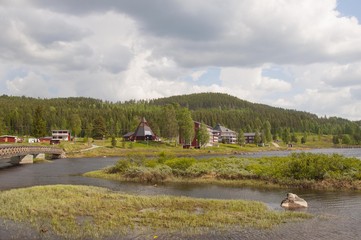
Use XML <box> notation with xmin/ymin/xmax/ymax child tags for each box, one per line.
<box><xmin>0</xmin><ymin>185</ymin><xmax>310</xmax><ymax>239</ymax></box>
<box><xmin>57</xmin><ymin>133</ymin><xmax>347</xmax><ymax>159</ymax></box>
<box><xmin>84</xmin><ymin>152</ymin><xmax>361</xmax><ymax>191</ymax></box>
<box><xmin>1</xmin><ymin>139</ymin><xmax>359</xmax><ymax>238</ymax></box>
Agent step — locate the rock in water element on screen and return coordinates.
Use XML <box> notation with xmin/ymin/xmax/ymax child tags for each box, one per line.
<box><xmin>281</xmin><ymin>193</ymin><xmax>308</xmax><ymax>209</ymax></box>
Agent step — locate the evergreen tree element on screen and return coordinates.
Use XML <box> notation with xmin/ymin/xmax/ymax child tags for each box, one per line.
<box><xmin>282</xmin><ymin>128</ymin><xmax>291</xmax><ymax>144</ymax></box>
<box><xmin>237</xmin><ymin>129</ymin><xmax>244</xmax><ymax>145</ymax></box>
<box><xmin>263</xmin><ymin>121</ymin><xmax>272</xmax><ymax>143</ymax></box>
<box><xmin>111</xmin><ymin>136</ymin><xmax>117</xmax><ymax>148</ymax></box>
<box><xmin>32</xmin><ymin>106</ymin><xmax>47</xmax><ymax>138</ymax></box>
<box><xmin>92</xmin><ymin>116</ymin><xmax>107</xmax><ymax>139</ymax></box>
<box><xmin>254</xmin><ymin>131</ymin><xmax>261</xmax><ymax>145</ymax></box>
<box><xmin>70</xmin><ymin>114</ymin><xmax>82</xmax><ymax>139</ymax></box>
<box><xmin>85</xmin><ymin>122</ymin><xmax>93</xmax><ymax>138</ymax></box>
<box><xmin>291</xmin><ymin>133</ymin><xmax>298</xmax><ymax>143</ymax></box>
<box><xmin>161</xmin><ymin>105</ymin><xmax>178</xmax><ymax>144</ymax></box>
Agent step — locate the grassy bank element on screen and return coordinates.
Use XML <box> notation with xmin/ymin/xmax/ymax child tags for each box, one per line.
<box><xmin>85</xmin><ymin>153</ymin><xmax>361</xmax><ymax>190</ymax></box>
<box><xmin>64</xmin><ymin>139</ymin><xmax>283</xmax><ymax>158</ymax></box>
<box><xmin>0</xmin><ymin>185</ymin><xmax>309</xmax><ymax>239</ymax></box>
<box><xmin>56</xmin><ymin>135</ymin><xmax>342</xmax><ymax>158</ymax></box>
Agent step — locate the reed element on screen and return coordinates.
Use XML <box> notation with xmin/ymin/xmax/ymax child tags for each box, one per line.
<box><xmin>86</xmin><ymin>153</ymin><xmax>361</xmax><ymax>190</ymax></box>
<box><xmin>0</xmin><ymin>185</ymin><xmax>310</xmax><ymax>239</ymax></box>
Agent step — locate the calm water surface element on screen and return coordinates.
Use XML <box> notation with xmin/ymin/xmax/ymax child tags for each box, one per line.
<box><xmin>1</xmin><ymin>148</ymin><xmax>361</xmax><ymax>239</ymax></box>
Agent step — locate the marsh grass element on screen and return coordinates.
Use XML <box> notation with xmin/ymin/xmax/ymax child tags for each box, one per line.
<box><xmin>86</xmin><ymin>153</ymin><xmax>361</xmax><ymax>190</ymax></box>
<box><xmin>0</xmin><ymin>185</ymin><xmax>309</xmax><ymax>239</ymax></box>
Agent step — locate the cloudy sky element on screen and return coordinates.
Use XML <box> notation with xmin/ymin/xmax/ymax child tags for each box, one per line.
<box><xmin>1</xmin><ymin>0</ymin><xmax>361</xmax><ymax>120</ymax></box>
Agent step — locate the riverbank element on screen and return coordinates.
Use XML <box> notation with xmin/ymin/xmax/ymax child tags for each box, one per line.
<box><xmin>0</xmin><ymin>185</ymin><xmax>309</xmax><ymax>239</ymax></box>
<box><xmin>84</xmin><ymin>152</ymin><xmax>361</xmax><ymax>191</ymax></box>
<box><xmin>57</xmin><ymin>135</ymin><xmax>342</xmax><ymax>158</ymax></box>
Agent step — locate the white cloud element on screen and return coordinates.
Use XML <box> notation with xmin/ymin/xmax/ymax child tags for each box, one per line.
<box><xmin>190</xmin><ymin>70</ymin><xmax>207</xmax><ymax>81</ymax></box>
<box><xmin>219</xmin><ymin>67</ymin><xmax>292</xmax><ymax>102</ymax></box>
<box><xmin>1</xmin><ymin>0</ymin><xmax>361</xmax><ymax>120</ymax></box>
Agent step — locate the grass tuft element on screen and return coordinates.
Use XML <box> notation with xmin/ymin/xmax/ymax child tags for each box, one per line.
<box><xmin>0</xmin><ymin>185</ymin><xmax>310</xmax><ymax>239</ymax></box>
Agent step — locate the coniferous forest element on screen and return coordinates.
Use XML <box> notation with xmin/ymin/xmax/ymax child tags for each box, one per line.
<box><xmin>0</xmin><ymin>92</ymin><xmax>360</xmax><ymax>144</ymax></box>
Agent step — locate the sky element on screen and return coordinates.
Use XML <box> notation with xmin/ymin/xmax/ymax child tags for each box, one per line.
<box><xmin>1</xmin><ymin>0</ymin><xmax>361</xmax><ymax>120</ymax></box>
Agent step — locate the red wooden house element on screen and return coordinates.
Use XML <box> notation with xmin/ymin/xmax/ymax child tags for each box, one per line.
<box><xmin>0</xmin><ymin>135</ymin><xmax>18</xmax><ymax>143</ymax></box>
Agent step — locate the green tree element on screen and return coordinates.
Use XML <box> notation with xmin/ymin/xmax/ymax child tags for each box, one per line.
<box><xmin>161</xmin><ymin>105</ymin><xmax>178</xmax><ymax>144</ymax></box>
<box><xmin>177</xmin><ymin>107</ymin><xmax>194</xmax><ymax>145</ymax></box>
<box><xmin>70</xmin><ymin>114</ymin><xmax>82</xmax><ymax>140</ymax></box>
<box><xmin>237</xmin><ymin>129</ymin><xmax>244</xmax><ymax>145</ymax></box>
<box><xmin>282</xmin><ymin>128</ymin><xmax>291</xmax><ymax>144</ymax></box>
<box><xmin>32</xmin><ymin>106</ymin><xmax>47</xmax><ymax>138</ymax></box>
<box><xmin>263</xmin><ymin>121</ymin><xmax>272</xmax><ymax>143</ymax></box>
<box><xmin>196</xmin><ymin>122</ymin><xmax>210</xmax><ymax>148</ymax></box>
<box><xmin>85</xmin><ymin>122</ymin><xmax>93</xmax><ymax>138</ymax></box>
<box><xmin>342</xmin><ymin>134</ymin><xmax>352</xmax><ymax>145</ymax></box>
<box><xmin>92</xmin><ymin>116</ymin><xmax>107</xmax><ymax>139</ymax></box>
<box><xmin>111</xmin><ymin>136</ymin><xmax>117</xmax><ymax>148</ymax></box>
<box><xmin>291</xmin><ymin>133</ymin><xmax>298</xmax><ymax>143</ymax></box>
<box><xmin>254</xmin><ymin>131</ymin><xmax>261</xmax><ymax>145</ymax></box>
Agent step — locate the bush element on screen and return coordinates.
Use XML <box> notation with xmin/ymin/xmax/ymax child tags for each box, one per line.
<box><xmin>186</xmin><ymin>162</ymin><xmax>213</xmax><ymax>177</ymax></box>
<box><xmin>164</xmin><ymin>158</ymin><xmax>196</xmax><ymax>171</ymax></box>
<box><xmin>106</xmin><ymin>160</ymin><xmax>131</xmax><ymax>174</ymax></box>
<box><xmin>123</xmin><ymin>165</ymin><xmax>172</xmax><ymax>183</ymax></box>
<box><xmin>157</xmin><ymin>151</ymin><xmax>175</xmax><ymax>164</ymax></box>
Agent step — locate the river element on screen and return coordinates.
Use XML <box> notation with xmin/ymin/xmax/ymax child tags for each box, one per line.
<box><xmin>1</xmin><ymin>148</ymin><xmax>361</xmax><ymax>239</ymax></box>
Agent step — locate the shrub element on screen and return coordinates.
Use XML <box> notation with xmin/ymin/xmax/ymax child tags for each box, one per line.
<box><xmin>186</xmin><ymin>162</ymin><xmax>213</xmax><ymax>177</ymax></box>
<box><xmin>157</xmin><ymin>151</ymin><xmax>175</xmax><ymax>164</ymax></box>
<box><xmin>125</xmin><ymin>153</ymin><xmax>146</xmax><ymax>166</ymax></box>
<box><xmin>164</xmin><ymin>158</ymin><xmax>196</xmax><ymax>171</ymax></box>
<box><xmin>123</xmin><ymin>165</ymin><xmax>172</xmax><ymax>183</ymax></box>
<box><xmin>106</xmin><ymin>160</ymin><xmax>131</xmax><ymax>174</ymax></box>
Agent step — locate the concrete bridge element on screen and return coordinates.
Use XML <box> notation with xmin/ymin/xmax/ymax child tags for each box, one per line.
<box><xmin>0</xmin><ymin>145</ymin><xmax>66</xmax><ymax>164</ymax></box>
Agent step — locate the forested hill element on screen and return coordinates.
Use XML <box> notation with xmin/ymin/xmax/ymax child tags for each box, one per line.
<box><xmin>150</xmin><ymin>92</ymin><xmax>360</xmax><ymax>140</ymax></box>
<box><xmin>149</xmin><ymin>92</ymin><xmax>320</xmax><ymax>128</ymax></box>
<box><xmin>0</xmin><ymin>93</ymin><xmax>359</xmax><ymax>142</ymax></box>
<box><xmin>149</xmin><ymin>92</ymin><xmax>317</xmax><ymax>116</ymax></box>
<box><xmin>149</xmin><ymin>92</ymin><xmax>254</xmax><ymax>110</ymax></box>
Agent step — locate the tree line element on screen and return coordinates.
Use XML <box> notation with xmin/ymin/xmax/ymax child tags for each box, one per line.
<box><xmin>0</xmin><ymin>93</ymin><xmax>360</xmax><ymax>144</ymax></box>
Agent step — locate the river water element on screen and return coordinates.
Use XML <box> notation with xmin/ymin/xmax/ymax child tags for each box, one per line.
<box><xmin>1</xmin><ymin>148</ymin><xmax>361</xmax><ymax>239</ymax></box>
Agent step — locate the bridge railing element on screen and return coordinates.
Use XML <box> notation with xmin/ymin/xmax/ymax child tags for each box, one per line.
<box><xmin>0</xmin><ymin>145</ymin><xmax>65</xmax><ymax>159</ymax></box>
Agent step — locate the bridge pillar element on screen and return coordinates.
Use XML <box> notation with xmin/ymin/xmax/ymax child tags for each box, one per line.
<box><xmin>33</xmin><ymin>153</ymin><xmax>45</xmax><ymax>160</ymax></box>
<box><xmin>10</xmin><ymin>154</ymin><xmax>34</xmax><ymax>164</ymax></box>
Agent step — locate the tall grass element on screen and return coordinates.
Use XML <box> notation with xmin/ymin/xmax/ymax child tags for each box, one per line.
<box><xmin>90</xmin><ymin>152</ymin><xmax>361</xmax><ymax>190</ymax></box>
<box><xmin>0</xmin><ymin>185</ymin><xmax>310</xmax><ymax>239</ymax></box>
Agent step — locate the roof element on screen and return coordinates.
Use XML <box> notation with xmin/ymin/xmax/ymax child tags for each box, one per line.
<box><xmin>244</xmin><ymin>133</ymin><xmax>256</xmax><ymax>137</ymax></box>
<box><xmin>213</xmin><ymin>123</ymin><xmax>236</xmax><ymax>134</ymax></box>
<box><xmin>123</xmin><ymin>132</ymin><xmax>134</xmax><ymax>137</ymax></box>
<box><xmin>0</xmin><ymin>135</ymin><xmax>17</xmax><ymax>138</ymax></box>
<box><xmin>133</xmin><ymin>117</ymin><xmax>155</xmax><ymax>137</ymax></box>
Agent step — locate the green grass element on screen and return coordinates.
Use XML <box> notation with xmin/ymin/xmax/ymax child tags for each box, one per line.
<box><xmin>0</xmin><ymin>185</ymin><xmax>310</xmax><ymax>239</ymax></box>
<box><xmin>86</xmin><ymin>153</ymin><xmax>361</xmax><ymax>190</ymax></box>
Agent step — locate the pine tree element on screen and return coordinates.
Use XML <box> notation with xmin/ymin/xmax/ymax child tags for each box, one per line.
<box><xmin>161</xmin><ymin>105</ymin><xmax>178</xmax><ymax>144</ymax></box>
<box><xmin>92</xmin><ymin>116</ymin><xmax>107</xmax><ymax>139</ymax></box>
<box><xmin>237</xmin><ymin>129</ymin><xmax>244</xmax><ymax>145</ymax></box>
<box><xmin>263</xmin><ymin>121</ymin><xmax>272</xmax><ymax>143</ymax></box>
<box><xmin>32</xmin><ymin>106</ymin><xmax>47</xmax><ymax>138</ymax></box>
<box><xmin>70</xmin><ymin>114</ymin><xmax>82</xmax><ymax>140</ymax></box>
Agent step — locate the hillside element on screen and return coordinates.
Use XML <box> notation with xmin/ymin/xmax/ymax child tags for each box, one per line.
<box><xmin>0</xmin><ymin>93</ymin><xmax>359</xmax><ymax>143</ymax></box>
<box><xmin>149</xmin><ymin>92</ymin><xmax>355</xmax><ymax>134</ymax></box>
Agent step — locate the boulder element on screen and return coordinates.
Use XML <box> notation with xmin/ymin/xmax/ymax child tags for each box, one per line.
<box><xmin>281</xmin><ymin>193</ymin><xmax>308</xmax><ymax>209</ymax></box>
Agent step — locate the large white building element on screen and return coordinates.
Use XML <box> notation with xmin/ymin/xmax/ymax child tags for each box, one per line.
<box><xmin>52</xmin><ymin>130</ymin><xmax>71</xmax><ymax>142</ymax></box>
<box><xmin>213</xmin><ymin>123</ymin><xmax>237</xmax><ymax>144</ymax></box>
